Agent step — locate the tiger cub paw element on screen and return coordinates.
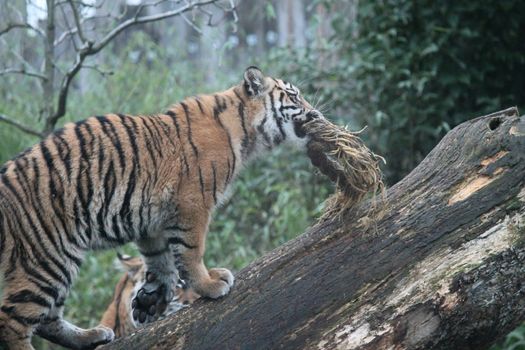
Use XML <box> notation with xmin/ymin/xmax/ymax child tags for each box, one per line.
<box><xmin>131</xmin><ymin>271</ymin><xmax>174</xmax><ymax>324</ymax></box>
<box><xmin>194</xmin><ymin>268</ymin><xmax>234</xmax><ymax>299</ymax></box>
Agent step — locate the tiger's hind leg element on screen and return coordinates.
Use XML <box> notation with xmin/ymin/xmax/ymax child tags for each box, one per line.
<box><xmin>35</xmin><ymin>316</ymin><xmax>114</xmax><ymax>350</ymax></box>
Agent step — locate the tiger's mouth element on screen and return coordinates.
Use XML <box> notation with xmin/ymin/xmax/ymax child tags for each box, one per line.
<box><xmin>293</xmin><ymin>110</ymin><xmax>322</xmax><ymax>138</ymax></box>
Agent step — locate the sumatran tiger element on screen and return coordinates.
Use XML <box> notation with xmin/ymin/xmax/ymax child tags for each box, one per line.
<box><xmin>0</xmin><ymin>66</ymin><xmax>324</xmax><ymax>349</ymax></box>
<box><xmin>99</xmin><ymin>254</ymin><xmax>198</xmax><ymax>338</ymax></box>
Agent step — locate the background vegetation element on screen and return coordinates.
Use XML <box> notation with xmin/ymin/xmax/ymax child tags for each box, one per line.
<box><xmin>1</xmin><ymin>0</ymin><xmax>524</xmax><ymax>348</ymax></box>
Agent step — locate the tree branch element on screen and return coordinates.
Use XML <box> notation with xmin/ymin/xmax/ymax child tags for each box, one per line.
<box><xmin>46</xmin><ymin>0</ymin><xmax>228</xmax><ymax>134</ymax></box>
<box><xmin>91</xmin><ymin>0</ymin><xmax>223</xmax><ymax>53</ymax></box>
<box><xmin>0</xmin><ymin>114</ymin><xmax>44</xmax><ymax>138</ymax></box>
<box><xmin>66</xmin><ymin>0</ymin><xmax>88</xmax><ymax>44</ymax></box>
<box><xmin>0</xmin><ymin>68</ymin><xmax>47</xmax><ymax>80</ymax></box>
<box><xmin>0</xmin><ymin>22</ymin><xmax>44</xmax><ymax>37</ymax></box>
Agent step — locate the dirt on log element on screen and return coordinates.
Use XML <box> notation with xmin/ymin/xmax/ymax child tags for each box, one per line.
<box><xmin>102</xmin><ymin>107</ymin><xmax>525</xmax><ymax>350</ymax></box>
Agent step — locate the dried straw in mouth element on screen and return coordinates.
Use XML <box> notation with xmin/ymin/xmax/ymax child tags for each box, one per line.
<box><xmin>303</xmin><ymin>118</ymin><xmax>385</xmax><ymax>219</ymax></box>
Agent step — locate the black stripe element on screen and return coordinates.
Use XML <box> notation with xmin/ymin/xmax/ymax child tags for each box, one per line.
<box><xmin>165</xmin><ymin>110</ymin><xmax>181</xmax><ymax>139</ymax></box>
<box><xmin>213</xmin><ymin>95</ymin><xmax>227</xmax><ymax>117</ymax></box>
<box><xmin>141</xmin><ymin>117</ymin><xmax>163</xmax><ymax>161</ymax></box>
<box><xmin>52</xmin><ymin>130</ymin><xmax>72</xmax><ymax>183</ymax></box>
<box><xmin>0</xmin><ymin>211</ymin><xmax>4</xmax><ymax>264</ymax></box>
<box><xmin>8</xmin><ymin>290</ymin><xmax>51</xmax><ymax>308</ymax></box>
<box><xmin>97</xmin><ymin>134</ymin><xmax>106</xmax><ymax>179</ymax></box>
<box><xmin>257</xmin><ymin>117</ymin><xmax>272</xmax><ymax>148</ymax></box>
<box><xmin>195</xmin><ymin>97</ymin><xmax>205</xmax><ymax>114</ymax></box>
<box><xmin>71</xmin><ymin>125</ymin><xmax>94</xmax><ymax>247</ymax></box>
<box><xmin>40</xmin><ymin>142</ymin><xmax>66</xmax><ymax>214</ymax></box>
<box><xmin>96</xmin><ymin>116</ymin><xmax>126</xmax><ymax>175</ymax></box>
<box><xmin>117</xmin><ymin>114</ymin><xmax>140</xmax><ymax>238</ymax></box>
<box><xmin>27</xmin><ymin>277</ymin><xmax>59</xmax><ymax>300</ymax></box>
<box><xmin>198</xmin><ymin>166</ymin><xmax>206</xmax><ymax>203</ymax></box>
<box><xmin>237</xmin><ymin>101</ymin><xmax>250</xmax><ymax>158</ymax></box>
<box><xmin>167</xmin><ymin>237</ymin><xmax>196</xmax><ymax>249</ymax></box>
<box><xmin>140</xmin><ymin>247</ymin><xmax>169</xmax><ymax>257</ymax></box>
<box><xmin>3</xmin><ymin>213</ymin><xmax>21</xmax><ymax>277</ymax></box>
<box><xmin>44</xmin><ymin>140</ymin><xmax>83</xmax><ymax>248</ymax></box>
<box><xmin>225</xmin><ymin>158</ymin><xmax>231</xmax><ymax>186</ymax></box>
<box><xmin>212</xmin><ymin>98</ymin><xmax>237</xmax><ymax>183</ymax></box>
<box><xmin>1</xmin><ymin>176</ymin><xmax>71</xmax><ymax>285</ymax></box>
<box><xmin>153</xmin><ymin>118</ymin><xmax>178</xmax><ymax>150</ymax></box>
<box><xmin>233</xmin><ymin>88</ymin><xmax>245</xmax><ymax>104</ymax></box>
<box><xmin>1</xmin><ymin>306</ymin><xmax>41</xmax><ymax>326</ymax></box>
<box><xmin>111</xmin><ymin>215</ymin><xmax>126</xmax><ymax>244</ymax></box>
<box><xmin>270</xmin><ymin>92</ymin><xmax>286</xmax><ymax>143</ymax></box>
<box><xmin>82</xmin><ymin>122</ymin><xmax>96</xmax><ymax>206</ymax></box>
<box><xmin>12</xmin><ymin>160</ymin><xmax>67</xmax><ymax>252</ymax></box>
<box><xmin>165</xmin><ymin>224</ymin><xmax>191</xmax><ymax>232</ymax></box>
<box><xmin>163</xmin><ymin>112</ymin><xmax>190</xmax><ymax>175</ymax></box>
<box><xmin>181</xmin><ymin>102</ymin><xmax>199</xmax><ymax>157</ymax></box>
<box><xmin>137</xmin><ymin>181</ymin><xmax>150</xmax><ymax>240</ymax></box>
<box><xmin>211</xmin><ymin>162</ymin><xmax>218</xmax><ymax>203</ymax></box>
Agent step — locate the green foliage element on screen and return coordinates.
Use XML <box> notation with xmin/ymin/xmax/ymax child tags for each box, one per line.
<box><xmin>491</xmin><ymin>324</ymin><xmax>525</xmax><ymax>350</ymax></box>
<box><xmin>347</xmin><ymin>0</ymin><xmax>525</xmax><ymax>182</ymax></box>
<box><xmin>273</xmin><ymin>0</ymin><xmax>525</xmax><ymax>183</ymax></box>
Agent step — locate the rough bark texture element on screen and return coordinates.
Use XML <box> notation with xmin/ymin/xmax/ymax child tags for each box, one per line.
<box><xmin>102</xmin><ymin>107</ymin><xmax>525</xmax><ymax>350</ymax></box>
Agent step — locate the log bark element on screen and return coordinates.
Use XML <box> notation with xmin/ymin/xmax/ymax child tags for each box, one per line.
<box><xmin>102</xmin><ymin>107</ymin><xmax>525</xmax><ymax>350</ymax></box>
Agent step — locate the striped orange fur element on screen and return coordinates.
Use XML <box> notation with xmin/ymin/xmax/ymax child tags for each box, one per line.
<box><xmin>0</xmin><ymin>67</ymin><xmax>323</xmax><ymax>349</ymax></box>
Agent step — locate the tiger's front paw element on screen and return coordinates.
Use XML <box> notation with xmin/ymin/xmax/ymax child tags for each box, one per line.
<box><xmin>131</xmin><ymin>272</ymin><xmax>173</xmax><ymax>324</ymax></box>
<box><xmin>194</xmin><ymin>268</ymin><xmax>234</xmax><ymax>299</ymax></box>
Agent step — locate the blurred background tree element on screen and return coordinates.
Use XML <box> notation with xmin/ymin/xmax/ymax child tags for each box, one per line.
<box><xmin>0</xmin><ymin>0</ymin><xmax>524</xmax><ymax>348</ymax></box>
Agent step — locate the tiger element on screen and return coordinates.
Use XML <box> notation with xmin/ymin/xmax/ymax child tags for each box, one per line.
<box><xmin>99</xmin><ymin>253</ymin><xmax>198</xmax><ymax>339</ymax></box>
<box><xmin>0</xmin><ymin>66</ymin><xmax>324</xmax><ymax>349</ymax></box>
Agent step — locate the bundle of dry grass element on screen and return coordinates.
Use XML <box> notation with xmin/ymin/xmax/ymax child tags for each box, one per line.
<box><xmin>303</xmin><ymin>117</ymin><xmax>385</xmax><ymax>218</ymax></box>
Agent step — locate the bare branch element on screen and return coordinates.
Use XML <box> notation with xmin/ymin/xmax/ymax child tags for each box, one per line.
<box><xmin>81</xmin><ymin>64</ymin><xmax>114</xmax><ymax>77</ymax></box>
<box><xmin>59</xmin><ymin>4</ymin><xmax>80</xmax><ymax>51</ymax></box>
<box><xmin>67</xmin><ymin>0</ymin><xmax>88</xmax><ymax>44</ymax></box>
<box><xmin>0</xmin><ymin>23</ymin><xmax>45</xmax><ymax>37</ymax></box>
<box><xmin>0</xmin><ymin>37</ymin><xmax>43</xmax><ymax>78</ymax></box>
<box><xmin>0</xmin><ymin>114</ymin><xmax>45</xmax><ymax>138</ymax></box>
<box><xmin>181</xmin><ymin>13</ymin><xmax>203</xmax><ymax>35</ymax></box>
<box><xmin>56</xmin><ymin>0</ymin><xmax>104</xmax><ymax>9</ymax></box>
<box><xmin>91</xmin><ymin>0</ymin><xmax>220</xmax><ymax>53</ymax></box>
<box><xmin>47</xmin><ymin>0</ymin><xmax>224</xmax><ymax>133</ymax></box>
<box><xmin>0</xmin><ymin>68</ymin><xmax>47</xmax><ymax>80</ymax></box>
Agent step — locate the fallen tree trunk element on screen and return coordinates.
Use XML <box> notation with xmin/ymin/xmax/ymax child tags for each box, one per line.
<box><xmin>103</xmin><ymin>107</ymin><xmax>525</xmax><ymax>350</ymax></box>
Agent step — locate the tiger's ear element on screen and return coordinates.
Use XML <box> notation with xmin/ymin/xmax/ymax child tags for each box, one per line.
<box><xmin>117</xmin><ymin>252</ymin><xmax>143</xmax><ymax>276</ymax></box>
<box><xmin>243</xmin><ymin>66</ymin><xmax>267</xmax><ymax>97</ymax></box>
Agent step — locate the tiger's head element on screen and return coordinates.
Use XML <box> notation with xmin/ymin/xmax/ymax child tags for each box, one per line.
<box><xmin>242</xmin><ymin>66</ymin><xmax>323</xmax><ymax>151</ymax></box>
<box><xmin>99</xmin><ymin>254</ymin><xmax>198</xmax><ymax>338</ymax></box>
